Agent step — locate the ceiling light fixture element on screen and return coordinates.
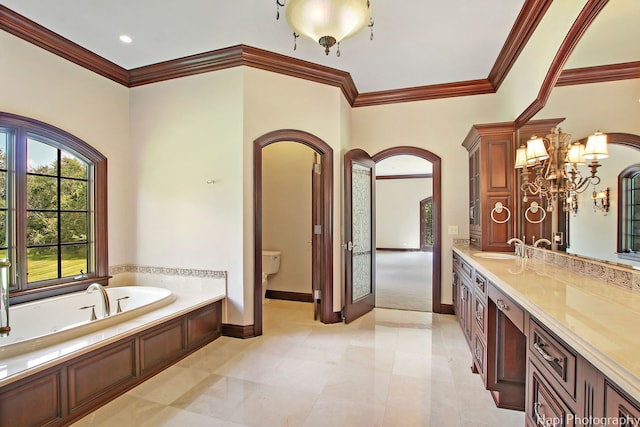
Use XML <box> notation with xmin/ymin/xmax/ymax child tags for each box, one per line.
<box><xmin>119</xmin><ymin>35</ymin><xmax>132</xmax><ymax>44</ymax></box>
<box><xmin>515</xmin><ymin>128</ymin><xmax>608</xmax><ymax>212</ymax></box>
<box><xmin>276</xmin><ymin>0</ymin><xmax>374</xmax><ymax>57</ymax></box>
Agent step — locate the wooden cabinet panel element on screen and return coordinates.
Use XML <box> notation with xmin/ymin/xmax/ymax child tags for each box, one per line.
<box><xmin>67</xmin><ymin>339</ymin><xmax>136</xmax><ymax>412</ymax></box>
<box><xmin>473</xmin><ymin>333</ymin><xmax>486</xmax><ymax>380</ymax></box>
<box><xmin>529</xmin><ymin>319</ymin><xmax>577</xmax><ymax>400</ymax></box>
<box><xmin>528</xmin><ymin>361</ymin><xmax>575</xmax><ymax>427</ymax></box>
<box><xmin>0</xmin><ymin>370</ymin><xmax>63</xmax><ymax>427</ymax></box>
<box><xmin>485</xmin><ymin>138</ymin><xmax>513</xmax><ymax>192</ymax></box>
<box><xmin>460</xmin><ymin>258</ymin><xmax>474</xmax><ymax>283</ymax></box>
<box><xmin>474</xmin><ymin>271</ymin><xmax>488</xmax><ymax>296</ymax></box>
<box><xmin>140</xmin><ymin>318</ymin><xmax>186</xmax><ymax>375</ymax></box>
<box><xmin>473</xmin><ymin>294</ymin><xmax>487</xmax><ymax>336</ymax></box>
<box><xmin>487</xmin><ymin>282</ymin><xmax>526</xmax><ymax>411</ymax></box>
<box><xmin>187</xmin><ymin>304</ymin><xmax>221</xmax><ymax>349</ymax></box>
<box><xmin>489</xmin><ymin>284</ymin><xmax>524</xmax><ymax>332</ymax></box>
<box><xmin>604</xmin><ymin>382</ymin><xmax>640</xmax><ymax>425</ymax></box>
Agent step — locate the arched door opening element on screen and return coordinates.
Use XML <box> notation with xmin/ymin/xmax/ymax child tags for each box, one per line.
<box><xmin>253</xmin><ymin>130</ymin><xmax>334</xmax><ymax>336</ymax></box>
<box><xmin>372</xmin><ymin>147</ymin><xmax>442</xmax><ymax>313</ymax></box>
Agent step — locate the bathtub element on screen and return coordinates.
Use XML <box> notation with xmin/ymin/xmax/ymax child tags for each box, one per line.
<box><xmin>0</xmin><ymin>286</ymin><xmax>174</xmax><ymax>354</ymax></box>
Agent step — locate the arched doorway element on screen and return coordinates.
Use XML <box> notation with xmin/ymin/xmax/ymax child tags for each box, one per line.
<box><xmin>372</xmin><ymin>146</ymin><xmax>443</xmax><ymax>313</ymax></box>
<box><xmin>253</xmin><ymin>130</ymin><xmax>334</xmax><ymax>336</ymax></box>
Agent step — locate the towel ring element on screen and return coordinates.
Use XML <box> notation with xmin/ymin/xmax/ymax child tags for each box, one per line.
<box><xmin>490</xmin><ymin>202</ymin><xmax>511</xmax><ymax>224</ymax></box>
<box><xmin>525</xmin><ymin>201</ymin><xmax>546</xmax><ymax>224</ymax></box>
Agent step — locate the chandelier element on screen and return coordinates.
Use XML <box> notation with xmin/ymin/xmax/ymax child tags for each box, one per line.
<box><xmin>515</xmin><ymin>128</ymin><xmax>608</xmax><ymax>212</ymax></box>
<box><xmin>276</xmin><ymin>0</ymin><xmax>374</xmax><ymax>56</ymax></box>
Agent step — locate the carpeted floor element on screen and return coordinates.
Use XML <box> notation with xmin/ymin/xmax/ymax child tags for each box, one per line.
<box><xmin>375</xmin><ymin>250</ymin><xmax>432</xmax><ymax>312</ymax></box>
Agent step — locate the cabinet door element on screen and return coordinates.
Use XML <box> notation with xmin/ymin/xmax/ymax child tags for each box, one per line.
<box><xmin>0</xmin><ymin>369</ymin><xmax>63</xmax><ymax>427</ymax></box>
<box><xmin>528</xmin><ymin>361</ymin><xmax>575</xmax><ymax>427</ymax></box>
<box><xmin>604</xmin><ymin>382</ymin><xmax>640</xmax><ymax>425</ymax></box>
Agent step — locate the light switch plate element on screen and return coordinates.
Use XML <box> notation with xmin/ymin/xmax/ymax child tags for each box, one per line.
<box><xmin>448</xmin><ymin>225</ymin><xmax>459</xmax><ymax>235</ymax></box>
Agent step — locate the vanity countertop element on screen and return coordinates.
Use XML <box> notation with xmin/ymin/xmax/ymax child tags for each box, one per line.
<box><xmin>453</xmin><ymin>245</ymin><xmax>640</xmax><ymax>402</ymax></box>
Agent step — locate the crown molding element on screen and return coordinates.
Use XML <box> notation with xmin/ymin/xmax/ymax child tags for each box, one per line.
<box><xmin>556</xmin><ymin>61</ymin><xmax>640</xmax><ymax>87</ymax></box>
<box><xmin>488</xmin><ymin>0</ymin><xmax>553</xmax><ymax>91</ymax></box>
<box><xmin>0</xmin><ymin>5</ymin><xmax>128</xmax><ymax>86</ymax></box>
<box><xmin>4</xmin><ymin>2</ymin><xmax>634</xmax><ymax>110</ymax></box>
<box><xmin>515</xmin><ymin>0</ymin><xmax>610</xmax><ymax>129</ymax></box>
<box><xmin>353</xmin><ymin>79</ymin><xmax>495</xmax><ymax>107</ymax></box>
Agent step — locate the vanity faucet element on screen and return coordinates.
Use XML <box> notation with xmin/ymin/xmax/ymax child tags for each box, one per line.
<box><xmin>87</xmin><ymin>283</ymin><xmax>111</xmax><ymax>318</ymax></box>
<box><xmin>507</xmin><ymin>238</ymin><xmax>526</xmax><ymax>258</ymax></box>
<box><xmin>533</xmin><ymin>238</ymin><xmax>552</xmax><ymax>248</ymax></box>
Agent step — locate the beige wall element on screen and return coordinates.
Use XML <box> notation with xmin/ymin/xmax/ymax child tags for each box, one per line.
<box><xmin>262</xmin><ymin>142</ymin><xmax>314</xmax><ymax>295</ymax></box>
<box><xmin>129</xmin><ymin>69</ymin><xmax>245</xmax><ymax>324</ymax></box>
<box><xmin>495</xmin><ymin>0</ymin><xmax>588</xmax><ymax>121</ymax></box>
<box><xmin>242</xmin><ymin>67</ymin><xmax>349</xmax><ymax>314</ymax></box>
<box><xmin>351</xmin><ymin>94</ymin><xmax>498</xmax><ymax>305</ymax></box>
<box><xmin>0</xmin><ymin>31</ymin><xmax>132</xmax><ymax>267</ymax></box>
<box><xmin>376</xmin><ymin>178</ymin><xmax>432</xmax><ymax>249</ymax></box>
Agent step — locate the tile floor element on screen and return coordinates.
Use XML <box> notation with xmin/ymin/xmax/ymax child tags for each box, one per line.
<box><xmin>72</xmin><ymin>300</ymin><xmax>524</xmax><ymax>427</ymax></box>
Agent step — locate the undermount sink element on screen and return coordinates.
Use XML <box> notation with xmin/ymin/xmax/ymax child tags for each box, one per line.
<box><xmin>473</xmin><ymin>252</ymin><xmax>518</xmax><ymax>260</ymax></box>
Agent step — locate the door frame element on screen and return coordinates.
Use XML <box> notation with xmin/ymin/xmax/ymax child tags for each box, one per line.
<box><xmin>253</xmin><ymin>129</ymin><xmax>334</xmax><ymax>336</ymax></box>
<box><xmin>372</xmin><ymin>147</ymin><xmax>443</xmax><ymax>313</ymax></box>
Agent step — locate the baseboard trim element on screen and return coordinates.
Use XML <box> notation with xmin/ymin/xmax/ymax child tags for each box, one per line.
<box><xmin>265</xmin><ymin>290</ymin><xmax>313</xmax><ymax>303</ymax></box>
<box><xmin>222</xmin><ymin>323</ymin><xmax>255</xmax><ymax>339</ymax></box>
<box><xmin>376</xmin><ymin>248</ymin><xmax>422</xmax><ymax>252</ymax></box>
<box><xmin>440</xmin><ymin>304</ymin><xmax>455</xmax><ymax>315</ymax></box>
<box><xmin>326</xmin><ymin>311</ymin><xmax>343</xmax><ymax>324</ymax></box>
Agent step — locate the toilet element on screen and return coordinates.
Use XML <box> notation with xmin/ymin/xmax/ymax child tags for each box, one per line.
<box><xmin>261</xmin><ymin>250</ymin><xmax>281</xmax><ymax>304</ymax></box>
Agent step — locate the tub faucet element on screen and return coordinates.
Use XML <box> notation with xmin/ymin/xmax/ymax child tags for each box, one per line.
<box><xmin>507</xmin><ymin>238</ymin><xmax>526</xmax><ymax>258</ymax></box>
<box><xmin>533</xmin><ymin>238</ymin><xmax>552</xmax><ymax>248</ymax></box>
<box><xmin>87</xmin><ymin>283</ymin><xmax>111</xmax><ymax>318</ymax></box>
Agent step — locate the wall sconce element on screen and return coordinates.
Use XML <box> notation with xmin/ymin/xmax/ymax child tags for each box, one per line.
<box><xmin>592</xmin><ymin>187</ymin><xmax>609</xmax><ymax>214</ymax></box>
<box><xmin>565</xmin><ymin>192</ymin><xmax>578</xmax><ymax>216</ymax></box>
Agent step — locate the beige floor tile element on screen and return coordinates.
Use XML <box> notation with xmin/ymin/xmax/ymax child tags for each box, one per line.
<box><xmin>72</xmin><ymin>300</ymin><xmax>526</xmax><ymax>427</ymax></box>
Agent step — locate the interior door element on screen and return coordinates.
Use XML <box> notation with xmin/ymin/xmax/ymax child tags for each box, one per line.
<box><xmin>344</xmin><ymin>148</ymin><xmax>375</xmax><ymax>323</ymax></box>
<box><xmin>311</xmin><ymin>153</ymin><xmax>322</xmax><ymax>320</ymax></box>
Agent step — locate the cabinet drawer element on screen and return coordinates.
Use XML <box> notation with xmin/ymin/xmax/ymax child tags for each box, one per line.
<box><xmin>474</xmin><ymin>271</ymin><xmax>488</xmax><ymax>295</ymax></box>
<box><xmin>529</xmin><ymin>319</ymin><xmax>577</xmax><ymax>400</ymax></box>
<box><xmin>604</xmin><ymin>382</ymin><xmax>640</xmax><ymax>424</ymax></box>
<box><xmin>460</xmin><ymin>258</ymin><xmax>474</xmax><ymax>282</ymax></box>
<box><xmin>528</xmin><ymin>361</ymin><xmax>575</xmax><ymax>427</ymax></box>
<box><xmin>489</xmin><ymin>283</ymin><xmax>524</xmax><ymax>332</ymax></box>
<box><xmin>473</xmin><ymin>294</ymin><xmax>487</xmax><ymax>336</ymax></box>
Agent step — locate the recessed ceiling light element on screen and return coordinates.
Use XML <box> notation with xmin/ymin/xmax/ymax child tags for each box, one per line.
<box><xmin>119</xmin><ymin>35</ymin><xmax>132</xmax><ymax>44</ymax></box>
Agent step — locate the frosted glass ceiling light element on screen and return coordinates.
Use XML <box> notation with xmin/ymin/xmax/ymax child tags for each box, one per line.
<box><xmin>276</xmin><ymin>0</ymin><xmax>374</xmax><ymax>56</ymax></box>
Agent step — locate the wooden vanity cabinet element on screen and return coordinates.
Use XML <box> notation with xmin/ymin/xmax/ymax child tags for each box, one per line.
<box><xmin>462</xmin><ymin>123</ymin><xmax>516</xmax><ymax>252</ymax></box>
<box><xmin>487</xmin><ymin>282</ymin><xmax>527</xmax><ymax>411</ymax></box>
<box><xmin>452</xmin><ymin>250</ymin><xmax>640</xmax><ymax>425</ymax></box>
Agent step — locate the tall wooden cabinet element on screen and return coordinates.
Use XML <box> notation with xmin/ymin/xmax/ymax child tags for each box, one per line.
<box><xmin>462</xmin><ymin>123</ymin><xmax>516</xmax><ymax>252</ymax></box>
<box><xmin>462</xmin><ymin>118</ymin><xmax>564</xmax><ymax>251</ymax></box>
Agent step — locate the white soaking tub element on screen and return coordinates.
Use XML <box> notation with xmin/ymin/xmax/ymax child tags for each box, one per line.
<box><xmin>0</xmin><ymin>286</ymin><xmax>174</xmax><ymax>353</ymax></box>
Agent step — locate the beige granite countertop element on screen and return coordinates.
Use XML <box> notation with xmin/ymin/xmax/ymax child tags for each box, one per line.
<box><xmin>453</xmin><ymin>245</ymin><xmax>640</xmax><ymax>402</ymax></box>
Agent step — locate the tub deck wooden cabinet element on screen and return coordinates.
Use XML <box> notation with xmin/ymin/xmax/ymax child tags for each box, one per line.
<box><xmin>0</xmin><ymin>300</ymin><xmax>222</xmax><ymax>427</ymax></box>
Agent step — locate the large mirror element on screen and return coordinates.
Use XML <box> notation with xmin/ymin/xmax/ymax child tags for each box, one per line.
<box><xmin>523</xmin><ymin>0</ymin><xmax>640</xmax><ymax>268</ymax></box>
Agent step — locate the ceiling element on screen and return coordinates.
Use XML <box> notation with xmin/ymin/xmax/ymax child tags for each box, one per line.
<box><xmin>0</xmin><ymin>0</ymin><xmax>525</xmax><ymax>94</ymax></box>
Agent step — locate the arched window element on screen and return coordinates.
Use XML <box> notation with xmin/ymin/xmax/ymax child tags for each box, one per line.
<box><xmin>0</xmin><ymin>113</ymin><xmax>108</xmax><ymax>303</ymax></box>
<box><xmin>618</xmin><ymin>164</ymin><xmax>640</xmax><ymax>259</ymax></box>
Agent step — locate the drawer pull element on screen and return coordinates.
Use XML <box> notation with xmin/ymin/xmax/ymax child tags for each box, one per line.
<box><xmin>534</xmin><ymin>341</ymin><xmax>563</xmax><ymax>366</ymax></box>
<box><xmin>475</xmin><ymin>310</ymin><xmax>482</xmax><ymax>322</ymax></box>
<box><xmin>533</xmin><ymin>402</ymin><xmax>544</xmax><ymax>424</ymax></box>
<box><xmin>496</xmin><ymin>298</ymin><xmax>508</xmax><ymax>311</ymax></box>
